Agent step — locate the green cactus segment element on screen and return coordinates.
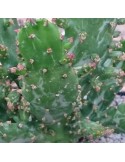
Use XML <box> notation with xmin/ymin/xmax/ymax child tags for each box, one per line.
<box><xmin>91</xmin><ymin>104</ymin><xmax>125</xmax><ymax>133</ymax></box>
<box><xmin>22</xmin><ymin>66</ymin><xmax>78</xmax><ymax>122</ymax></box>
<box><xmin>80</xmin><ymin>119</ymin><xmax>113</xmax><ymax>141</ymax></box>
<box><xmin>0</xmin><ymin>18</ymin><xmax>18</xmax><ymax>68</ymax></box>
<box><xmin>78</xmin><ymin>59</ymin><xmax>125</xmax><ymax>125</ymax></box>
<box><xmin>18</xmin><ymin>19</ymin><xmax>64</xmax><ymax>70</ymax></box>
<box><xmin>18</xmin><ymin>18</ymin><xmax>80</xmax><ymax>138</ymax></box>
<box><xmin>0</xmin><ymin>120</ymin><xmax>77</xmax><ymax>143</ymax></box>
<box><xmin>60</xmin><ymin>18</ymin><xmax>125</xmax><ymax>133</ymax></box>
<box><xmin>0</xmin><ymin>122</ymin><xmax>46</xmax><ymax>143</ymax></box>
<box><xmin>60</xmin><ymin>18</ymin><xmax>116</xmax><ymax>66</ymax></box>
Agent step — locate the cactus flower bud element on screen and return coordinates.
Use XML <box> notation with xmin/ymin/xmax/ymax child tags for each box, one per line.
<box><xmin>17</xmin><ymin>63</ymin><xmax>25</xmax><ymax>71</ymax></box>
<box><xmin>67</xmin><ymin>53</ymin><xmax>75</xmax><ymax>61</ymax></box>
<box><xmin>14</xmin><ymin>29</ymin><xmax>20</xmax><ymax>33</ymax></box>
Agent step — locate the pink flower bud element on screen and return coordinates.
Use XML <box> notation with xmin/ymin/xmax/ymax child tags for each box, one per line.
<box><xmin>89</xmin><ymin>62</ymin><xmax>97</xmax><ymax>68</ymax></box>
<box><xmin>67</xmin><ymin>53</ymin><xmax>75</xmax><ymax>61</ymax></box>
<box><xmin>14</xmin><ymin>29</ymin><xmax>20</xmax><ymax>33</ymax></box>
<box><xmin>17</xmin><ymin>64</ymin><xmax>25</xmax><ymax>71</ymax></box>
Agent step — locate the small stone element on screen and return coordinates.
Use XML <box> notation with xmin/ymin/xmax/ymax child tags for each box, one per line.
<box><xmin>108</xmin><ymin>134</ymin><xmax>116</xmax><ymax>139</ymax></box>
<box><xmin>120</xmin><ymin>139</ymin><xmax>125</xmax><ymax>143</ymax></box>
<box><xmin>99</xmin><ymin>137</ymin><xmax>106</xmax><ymax>143</ymax></box>
<box><xmin>114</xmin><ymin>139</ymin><xmax>121</xmax><ymax>143</ymax></box>
<box><xmin>114</xmin><ymin>134</ymin><xmax>122</xmax><ymax>140</ymax></box>
<box><xmin>106</xmin><ymin>138</ymin><xmax>113</xmax><ymax>143</ymax></box>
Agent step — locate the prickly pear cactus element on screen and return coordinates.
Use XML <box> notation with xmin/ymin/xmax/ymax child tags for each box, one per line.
<box><xmin>56</xmin><ymin>18</ymin><xmax>125</xmax><ymax>134</ymax></box>
<box><xmin>17</xmin><ymin>19</ymin><xmax>79</xmax><ymax>121</ymax></box>
<box><xmin>56</xmin><ymin>18</ymin><xmax>117</xmax><ymax>66</ymax></box>
<box><xmin>17</xmin><ymin>19</ymin><xmax>81</xmax><ymax>142</ymax></box>
<box><xmin>16</xmin><ymin>18</ymin><xmax>111</xmax><ymax>142</ymax></box>
<box><xmin>1</xmin><ymin>18</ymin><xmax>125</xmax><ymax>143</ymax></box>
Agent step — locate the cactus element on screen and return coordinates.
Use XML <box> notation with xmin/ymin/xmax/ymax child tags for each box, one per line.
<box><xmin>1</xmin><ymin>18</ymin><xmax>125</xmax><ymax>142</ymax></box>
<box><xmin>55</xmin><ymin>18</ymin><xmax>125</xmax><ymax>136</ymax></box>
<box><xmin>15</xmin><ymin>18</ymin><xmax>113</xmax><ymax>142</ymax></box>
